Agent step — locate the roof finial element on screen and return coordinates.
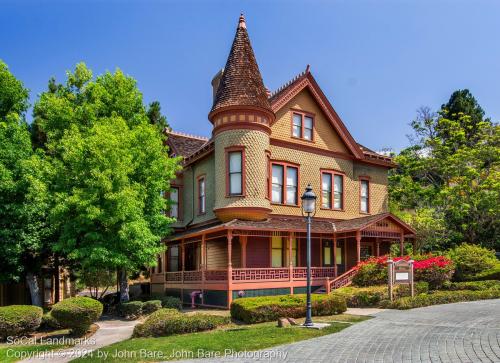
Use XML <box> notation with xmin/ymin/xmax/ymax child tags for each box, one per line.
<box><xmin>238</xmin><ymin>13</ymin><xmax>246</xmax><ymax>29</ymax></box>
<box><xmin>305</xmin><ymin>64</ymin><xmax>311</xmax><ymax>73</ymax></box>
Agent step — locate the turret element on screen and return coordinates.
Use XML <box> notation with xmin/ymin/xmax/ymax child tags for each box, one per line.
<box><xmin>210</xmin><ymin>14</ymin><xmax>274</xmax><ymax>222</ymax></box>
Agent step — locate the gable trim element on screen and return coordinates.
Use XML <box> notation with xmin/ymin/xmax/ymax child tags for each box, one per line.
<box><xmin>270</xmin><ymin>71</ymin><xmax>364</xmax><ymax>159</ymax></box>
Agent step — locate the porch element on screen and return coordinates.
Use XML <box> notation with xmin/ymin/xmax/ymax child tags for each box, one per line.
<box><xmin>151</xmin><ymin>213</ymin><xmax>416</xmax><ymax>307</ymax></box>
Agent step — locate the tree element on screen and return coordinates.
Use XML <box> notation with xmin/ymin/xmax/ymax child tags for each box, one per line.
<box><xmin>147</xmin><ymin>100</ymin><xmax>169</xmax><ymax>133</ymax></box>
<box><xmin>389</xmin><ymin>90</ymin><xmax>499</xmax><ymax>250</ymax></box>
<box><xmin>33</xmin><ymin>63</ymin><xmax>180</xmax><ymax>302</ymax></box>
<box><xmin>0</xmin><ymin>60</ymin><xmax>52</xmax><ymax>306</ymax></box>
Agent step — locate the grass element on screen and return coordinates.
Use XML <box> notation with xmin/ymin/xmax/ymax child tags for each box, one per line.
<box><xmin>72</xmin><ymin>314</ymin><xmax>370</xmax><ymax>363</ymax></box>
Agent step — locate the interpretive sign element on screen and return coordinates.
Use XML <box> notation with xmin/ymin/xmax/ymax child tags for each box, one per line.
<box><xmin>387</xmin><ymin>259</ymin><xmax>414</xmax><ymax>301</ymax></box>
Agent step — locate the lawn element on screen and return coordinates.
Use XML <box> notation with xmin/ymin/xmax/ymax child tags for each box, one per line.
<box><xmin>72</xmin><ymin>314</ymin><xmax>369</xmax><ymax>363</ymax></box>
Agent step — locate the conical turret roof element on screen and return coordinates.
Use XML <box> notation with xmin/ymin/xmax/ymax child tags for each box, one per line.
<box><xmin>210</xmin><ymin>14</ymin><xmax>272</xmax><ymax>116</ymax></box>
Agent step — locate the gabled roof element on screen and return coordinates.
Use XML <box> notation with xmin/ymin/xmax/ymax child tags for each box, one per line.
<box><xmin>209</xmin><ymin>14</ymin><xmax>272</xmax><ymax>117</ymax></box>
<box><xmin>270</xmin><ymin>68</ymin><xmax>395</xmax><ymax>166</ymax></box>
<box><xmin>165</xmin><ymin>130</ymin><xmax>209</xmax><ymax>158</ymax></box>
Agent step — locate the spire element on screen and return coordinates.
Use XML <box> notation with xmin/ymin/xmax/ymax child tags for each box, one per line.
<box><xmin>210</xmin><ymin>14</ymin><xmax>272</xmax><ymax>118</ymax></box>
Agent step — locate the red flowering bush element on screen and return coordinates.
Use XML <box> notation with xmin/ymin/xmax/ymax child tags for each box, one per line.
<box><xmin>352</xmin><ymin>255</ymin><xmax>454</xmax><ymax>289</ymax></box>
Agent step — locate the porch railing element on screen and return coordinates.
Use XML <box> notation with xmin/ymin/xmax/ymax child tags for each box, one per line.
<box><xmin>166</xmin><ymin>267</ymin><xmax>336</xmax><ymax>283</ymax></box>
<box><xmin>329</xmin><ymin>266</ymin><xmax>358</xmax><ymax>290</ymax></box>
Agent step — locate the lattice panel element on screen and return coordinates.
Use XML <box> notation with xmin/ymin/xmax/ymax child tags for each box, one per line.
<box><xmin>165</xmin><ymin>272</ymin><xmax>182</xmax><ymax>282</ymax></box>
<box><xmin>232</xmin><ymin>268</ymin><xmax>290</xmax><ymax>281</ymax></box>
<box><xmin>183</xmin><ymin>271</ymin><xmax>202</xmax><ymax>281</ymax></box>
<box><xmin>204</xmin><ymin>270</ymin><xmax>228</xmax><ymax>281</ymax></box>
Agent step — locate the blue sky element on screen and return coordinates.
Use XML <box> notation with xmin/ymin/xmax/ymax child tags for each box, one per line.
<box><xmin>1</xmin><ymin>0</ymin><xmax>499</xmax><ymax>151</ymax></box>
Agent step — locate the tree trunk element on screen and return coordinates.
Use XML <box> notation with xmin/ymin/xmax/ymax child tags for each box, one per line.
<box><xmin>118</xmin><ymin>268</ymin><xmax>129</xmax><ymax>303</ymax></box>
<box><xmin>26</xmin><ymin>272</ymin><xmax>42</xmax><ymax>307</ymax></box>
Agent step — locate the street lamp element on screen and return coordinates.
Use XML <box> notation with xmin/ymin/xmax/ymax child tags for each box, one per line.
<box><xmin>301</xmin><ymin>184</ymin><xmax>317</xmax><ymax>327</ymax></box>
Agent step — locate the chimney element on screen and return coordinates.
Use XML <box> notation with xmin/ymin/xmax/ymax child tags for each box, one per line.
<box><xmin>211</xmin><ymin>69</ymin><xmax>224</xmax><ymax>101</ymax></box>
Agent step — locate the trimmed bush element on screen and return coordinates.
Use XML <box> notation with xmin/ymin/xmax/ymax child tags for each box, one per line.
<box><xmin>389</xmin><ymin>289</ymin><xmax>500</xmax><ymax>309</ymax></box>
<box><xmin>51</xmin><ymin>297</ymin><xmax>103</xmax><ymax>336</ymax></box>
<box><xmin>119</xmin><ymin>301</ymin><xmax>143</xmax><ymax>319</ymax></box>
<box><xmin>0</xmin><ymin>305</ymin><xmax>43</xmax><ymax>340</ymax></box>
<box><xmin>159</xmin><ymin>296</ymin><xmax>182</xmax><ymax>310</ymax></box>
<box><xmin>448</xmin><ymin>243</ymin><xmax>498</xmax><ymax>281</ymax></box>
<box><xmin>442</xmin><ymin>280</ymin><xmax>500</xmax><ymax>291</ymax></box>
<box><xmin>230</xmin><ymin>294</ymin><xmax>346</xmax><ymax>324</ymax></box>
<box><xmin>142</xmin><ymin>300</ymin><xmax>162</xmax><ymax>315</ymax></box>
<box><xmin>463</xmin><ymin>263</ymin><xmax>500</xmax><ymax>282</ymax></box>
<box><xmin>133</xmin><ymin>309</ymin><xmax>229</xmax><ymax>337</ymax></box>
<box><xmin>40</xmin><ymin>312</ymin><xmax>61</xmax><ymax>330</ymax></box>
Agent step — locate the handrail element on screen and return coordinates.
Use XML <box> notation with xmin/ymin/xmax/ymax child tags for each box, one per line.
<box><xmin>329</xmin><ymin>266</ymin><xmax>358</xmax><ymax>290</ymax></box>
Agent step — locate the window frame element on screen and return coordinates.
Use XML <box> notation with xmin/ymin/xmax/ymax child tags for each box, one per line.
<box><xmin>270</xmin><ymin>161</ymin><xmax>300</xmax><ymax>206</ymax></box>
<box><xmin>197</xmin><ymin>175</ymin><xmax>206</xmax><ymax>215</ymax></box>
<box><xmin>168</xmin><ymin>185</ymin><xmax>182</xmax><ymax>220</ymax></box>
<box><xmin>290</xmin><ymin>110</ymin><xmax>315</xmax><ymax>142</ymax></box>
<box><xmin>225</xmin><ymin>146</ymin><xmax>246</xmax><ymax>197</ymax></box>
<box><xmin>320</xmin><ymin>169</ymin><xmax>345</xmax><ymax>211</ymax></box>
<box><xmin>359</xmin><ymin>177</ymin><xmax>370</xmax><ymax>214</ymax></box>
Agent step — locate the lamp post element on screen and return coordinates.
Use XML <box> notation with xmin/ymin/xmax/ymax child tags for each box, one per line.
<box><xmin>301</xmin><ymin>184</ymin><xmax>317</xmax><ymax>327</ymax></box>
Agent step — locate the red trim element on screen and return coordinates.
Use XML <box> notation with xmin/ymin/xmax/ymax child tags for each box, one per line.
<box><xmin>213</xmin><ymin>122</ymin><xmax>271</xmax><ymax>136</ymax></box>
<box><xmin>320</xmin><ymin>169</ymin><xmax>344</xmax><ymax>211</ymax></box>
<box><xmin>197</xmin><ymin>174</ymin><xmax>206</xmax><ymax>215</ymax></box>
<box><xmin>208</xmin><ymin>105</ymin><xmax>275</xmax><ymax>125</ymax></box>
<box><xmin>225</xmin><ymin>146</ymin><xmax>246</xmax><ymax>197</ymax></box>
<box><xmin>359</xmin><ymin>177</ymin><xmax>370</xmax><ymax>214</ymax></box>
<box><xmin>270</xmin><ymin>161</ymin><xmax>300</xmax><ymax>206</ymax></box>
<box><xmin>290</xmin><ymin>110</ymin><xmax>315</xmax><ymax>142</ymax></box>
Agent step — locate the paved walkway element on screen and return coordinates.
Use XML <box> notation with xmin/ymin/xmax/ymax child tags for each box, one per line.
<box><xmin>20</xmin><ymin>318</ymin><xmax>138</xmax><ymax>363</ymax></box>
<box><xmin>179</xmin><ymin>299</ymin><xmax>500</xmax><ymax>363</ymax></box>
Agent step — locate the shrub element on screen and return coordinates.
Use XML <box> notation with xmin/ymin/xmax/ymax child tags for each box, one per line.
<box><xmin>0</xmin><ymin>305</ymin><xmax>43</xmax><ymax>340</ymax></box>
<box><xmin>142</xmin><ymin>300</ymin><xmax>162</xmax><ymax>315</ymax></box>
<box><xmin>133</xmin><ymin>309</ymin><xmax>229</xmax><ymax>337</ymax></box>
<box><xmin>413</xmin><ymin>256</ymin><xmax>454</xmax><ymax>289</ymax></box>
<box><xmin>159</xmin><ymin>296</ymin><xmax>182</xmax><ymax>310</ymax></box>
<box><xmin>230</xmin><ymin>294</ymin><xmax>346</xmax><ymax>324</ymax></box>
<box><xmin>447</xmin><ymin>243</ymin><xmax>498</xmax><ymax>281</ymax></box>
<box><xmin>40</xmin><ymin>312</ymin><xmax>61</xmax><ymax>330</ymax></box>
<box><xmin>463</xmin><ymin>262</ymin><xmax>500</xmax><ymax>282</ymax></box>
<box><xmin>442</xmin><ymin>280</ymin><xmax>500</xmax><ymax>291</ymax></box>
<box><xmin>389</xmin><ymin>289</ymin><xmax>500</xmax><ymax>309</ymax></box>
<box><xmin>119</xmin><ymin>301</ymin><xmax>143</xmax><ymax>319</ymax></box>
<box><xmin>51</xmin><ymin>297</ymin><xmax>103</xmax><ymax>336</ymax></box>
<box><xmin>352</xmin><ymin>261</ymin><xmax>386</xmax><ymax>287</ymax></box>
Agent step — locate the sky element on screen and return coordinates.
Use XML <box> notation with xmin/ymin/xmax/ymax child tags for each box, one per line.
<box><xmin>1</xmin><ymin>0</ymin><xmax>499</xmax><ymax>151</ymax></box>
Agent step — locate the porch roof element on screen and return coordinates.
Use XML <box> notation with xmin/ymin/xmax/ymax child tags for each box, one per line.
<box><xmin>167</xmin><ymin>212</ymin><xmax>416</xmax><ymax>241</ymax></box>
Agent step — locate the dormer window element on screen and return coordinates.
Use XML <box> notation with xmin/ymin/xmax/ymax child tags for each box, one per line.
<box><xmin>226</xmin><ymin>146</ymin><xmax>245</xmax><ymax>196</ymax></box>
<box><xmin>292</xmin><ymin>112</ymin><xmax>314</xmax><ymax>141</ymax></box>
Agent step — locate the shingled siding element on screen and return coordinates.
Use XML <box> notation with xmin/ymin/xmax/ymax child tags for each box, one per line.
<box><xmin>214</xmin><ymin>129</ymin><xmax>271</xmax><ymax>211</ymax></box>
<box><xmin>272</xmin><ymin>88</ymin><xmax>349</xmax><ymax>154</ymax></box>
<box><xmin>178</xmin><ymin>153</ymin><xmax>216</xmax><ymax>226</ymax></box>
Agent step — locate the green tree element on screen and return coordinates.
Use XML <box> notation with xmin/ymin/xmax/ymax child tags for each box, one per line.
<box><xmin>0</xmin><ymin>60</ymin><xmax>52</xmax><ymax>306</ymax></box>
<box><xmin>33</xmin><ymin>63</ymin><xmax>180</xmax><ymax>301</ymax></box>
<box><xmin>390</xmin><ymin>91</ymin><xmax>499</xmax><ymax>250</ymax></box>
<box><xmin>147</xmin><ymin>100</ymin><xmax>169</xmax><ymax>133</ymax></box>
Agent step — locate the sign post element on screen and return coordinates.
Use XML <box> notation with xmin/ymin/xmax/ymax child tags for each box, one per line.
<box><xmin>388</xmin><ymin>259</ymin><xmax>414</xmax><ymax>301</ymax></box>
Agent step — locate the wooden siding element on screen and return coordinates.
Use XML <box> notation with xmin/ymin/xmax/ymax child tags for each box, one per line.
<box><xmin>206</xmin><ymin>238</ymin><xmax>228</xmax><ymax>269</ymax></box>
<box><xmin>246</xmin><ymin>236</ymin><xmax>269</xmax><ymax>268</ymax></box>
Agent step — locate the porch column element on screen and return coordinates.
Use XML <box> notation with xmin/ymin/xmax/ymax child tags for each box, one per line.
<box><xmin>227</xmin><ymin>230</ymin><xmax>233</xmax><ymax>306</ymax></box>
<box><xmin>288</xmin><ymin>233</ymin><xmax>293</xmax><ymax>285</ymax></box>
<box><xmin>201</xmin><ymin>234</ymin><xmax>206</xmax><ymax>281</ymax></box>
<box><xmin>356</xmin><ymin>230</ymin><xmax>361</xmax><ymax>264</ymax></box>
<box><xmin>400</xmin><ymin>232</ymin><xmax>404</xmax><ymax>256</ymax></box>
<box><xmin>181</xmin><ymin>239</ymin><xmax>185</xmax><ymax>283</ymax></box>
<box><xmin>333</xmin><ymin>234</ymin><xmax>337</xmax><ymax>277</ymax></box>
<box><xmin>240</xmin><ymin>235</ymin><xmax>247</xmax><ymax>268</ymax></box>
<box><xmin>376</xmin><ymin>238</ymin><xmax>380</xmax><ymax>257</ymax></box>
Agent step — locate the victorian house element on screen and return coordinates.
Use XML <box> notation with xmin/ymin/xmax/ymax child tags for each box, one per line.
<box><xmin>150</xmin><ymin>15</ymin><xmax>416</xmax><ymax>308</ymax></box>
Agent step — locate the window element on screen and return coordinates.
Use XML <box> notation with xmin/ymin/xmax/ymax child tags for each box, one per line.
<box><xmin>321</xmin><ymin>171</ymin><xmax>343</xmax><ymax>210</ymax></box>
<box><xmin>168</xmin><ymin>246</ymin><xmax>179</xmax><ymax>272</ymax></box>
<box><xmin>336</xmin><ymin>241</ymin><xmax>343</xmax><ymax>265</ymax></box>
<box><xmin>170</xmin><ymin>187</ymin><xmax>179</xmax><ymax>219</ymax></box>
<box><xmin>321</xmin><ymin>173</ymin><xmax>332</xmax><ymax>209</ymax></box>
<box><xmin>360</xmin><ymin>179</ymin><xmax>369</xmax><ymax>213</ymax></box>
<box><xmin>198</xmin><ymin>177</ymin><xmax>206</xmax><ymax>214</ymax></box>
<box><xmin>271</xmin><ymin>163</ymin><xmax>298</xmax><ymax>205</ymax></box>
<box><xmin>272</xmin><ymin>236</ymin><xmax>284</xmax><ymax>267</ymax></box>
<box><xmin>226</xmin><ymin>148</ymin><xmax>245</xmax><ymax>196</ymax></box>
<box><xmin>266</xmin><ymin>153</ymin><xmax>271</xmax><ymax>199</ymax></box>
<box><xmin>291</xmin><ymin>112</ymin><xmax>314</xmax><ymax>141</ymax></box>
<box><xmin>323</xmin><ymin>240</ymin><xmax>333</xmax><ymax>266</ymax></box>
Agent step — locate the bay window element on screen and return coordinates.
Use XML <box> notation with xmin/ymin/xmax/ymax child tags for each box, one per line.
<box><xmin>227</xmin><ymin>149</ymin><xmax>244</xmax><ymax>196</ymax></box>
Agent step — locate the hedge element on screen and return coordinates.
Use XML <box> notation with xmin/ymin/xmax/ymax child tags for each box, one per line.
<box><xmin>40</xmin><ymin>312</ymin><xmax>61</xmax><ymax>330</ymax></box>
<box><xmin>133</xmin><ymin>309</ymin><xmax>229</xmax><ymax>337</ymax></box>
<box><xmin>230</xmin><ymin>294</ymin><xmax>346</xmax><ymax>324</ymax></box>
<box><xmin>51</xmin><ymin>297</ymin><xmax>103</xmax><ymax>336</ymax></box>
<box><xmin>442</xmin><ymin>280</ymin><xmax>500</xmax><ymax>291</ymax></box>
<box><xmin>119</xmin><ymin>301</ymin><xmax>143</xmax><ymax>319</ymax></box>
<box><xmin>142</xmin><ymin>300</ymin><xmax>162</xmax><ymax>315</ymax></box>
<box><xmin>0</xmin><ymin>305</ymin><xmax>43</xmax><ymax>340</ymax></box>
<box><xmin>334</xmin><ymin>282</ymin><xmax>429</xmax><ymax>308</ymax></box>
<box><xmin>463</xmin><ymin>264</ymin><xmax>500</xmax><ymax>282</ymax></box>
<box><xmin>389</xmin><ymin>289</ymin><xmax>500</xmax><ymax>310</ymax></box>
